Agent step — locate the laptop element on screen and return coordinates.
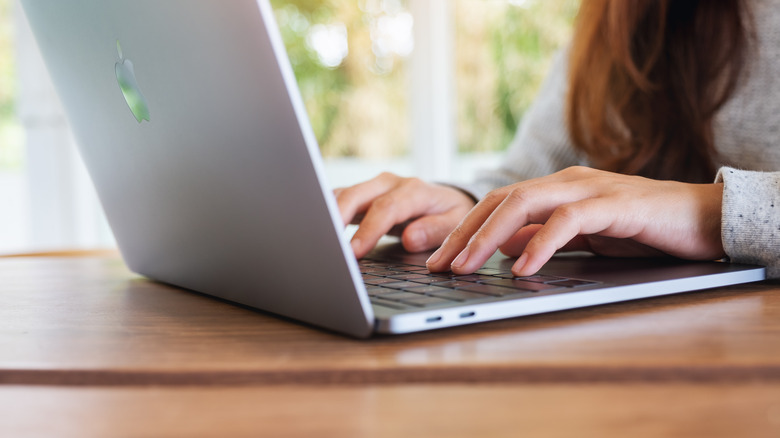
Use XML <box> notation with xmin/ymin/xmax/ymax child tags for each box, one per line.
<box><xmin>20</xmin><ymin>0</ymin><xmax>765</xmax><ymax>338</ymax></box>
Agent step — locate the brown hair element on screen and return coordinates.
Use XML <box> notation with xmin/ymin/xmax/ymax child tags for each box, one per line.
<box><xmin>567</xmin><ymin>0</ymin><xmax>750</xmax><ymax>183</ymax></box>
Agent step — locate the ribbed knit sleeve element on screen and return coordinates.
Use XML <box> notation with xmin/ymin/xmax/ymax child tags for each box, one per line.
<box><xmin>717</xmin><ymin>167</ymin><xmax>780</xmax><ymax>278</ymax></box>
<box><xmin>458</xmin><ymin>49</ymin><xmax>585</xmax><ymax>200</ymax></box>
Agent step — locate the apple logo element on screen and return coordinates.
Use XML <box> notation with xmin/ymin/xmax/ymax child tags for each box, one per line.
<box><xmin>115</xmin><ymin>40</ymin><xmax>150</xmax><ymax>123</ymax></box>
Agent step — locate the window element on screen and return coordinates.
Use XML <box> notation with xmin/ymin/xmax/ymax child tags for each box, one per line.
<box><xmin>271</xmin><ymin>0</ymin><xmax>412</xmax><ymax>160</ymax></box>
<box><xmin>271</xmin><ymin>0</ymin><xmax>576</xmax><ymax>185</ymax></box>
<box><xmin>455</xmin><ymin>0</ymin><xmax>577</xmax><ymax>155</ymax></box>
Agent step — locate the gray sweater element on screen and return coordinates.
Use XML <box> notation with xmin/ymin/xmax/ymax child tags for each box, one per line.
<box><xmin>464</xmin><ymin>0</ymin><xmax>780</xmax><ymax>277</ymax></box>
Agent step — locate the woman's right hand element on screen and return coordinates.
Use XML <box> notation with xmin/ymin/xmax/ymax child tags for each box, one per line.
<box><xmin>334</xmin><ymin>172</ymin><xmax>477</xmax><ymax>259</ymax></box>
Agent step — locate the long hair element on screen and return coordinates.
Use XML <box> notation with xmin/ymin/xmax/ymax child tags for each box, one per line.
<box><xmin>567</xmin><ymin>0</ymin><xmax>750</xmax><ymax>183</ymax></box>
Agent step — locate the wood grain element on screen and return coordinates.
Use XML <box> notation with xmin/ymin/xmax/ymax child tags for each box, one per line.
<box><xmin>2</xmin><ymin>256</ymin><xmax>780</xmax><ymax>385</ymax></box>
<box><xmin>1</xmin><ymin>384</ymin><xmax>780</xmax><ymax>438</ymax></box>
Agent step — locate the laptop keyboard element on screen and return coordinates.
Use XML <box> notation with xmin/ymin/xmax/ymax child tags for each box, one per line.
<box><xmin>360</xmin><ymin>258</ymin><xmax>601</xmax><ymax>311</ymax></box>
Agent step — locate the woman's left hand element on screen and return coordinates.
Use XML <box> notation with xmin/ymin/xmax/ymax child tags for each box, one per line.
<box><xmin>426</xmin><ymin>166</ymin><xmax>726</xmax><ymax>276</ymax></box>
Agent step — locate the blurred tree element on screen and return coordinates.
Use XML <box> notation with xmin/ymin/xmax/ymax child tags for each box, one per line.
<box><xmin>455</xmin><ymin>0</ymin><xmax>578</xmax><ymax>153</ymax></box>
<box><xmin>271</xmin><ymin>0</ymin><xmax>410</xmax><ymax>159</ymax></box>
<box><xmin>272</xmin><ymin>0</ymin><xmax>577</xmax><ymax>158</ymax></box>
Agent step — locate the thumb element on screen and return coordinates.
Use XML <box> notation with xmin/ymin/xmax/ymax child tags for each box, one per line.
<box><xmin>401</xmin><ymin>211</ymin><xmax>463</xmax><ymax>253</ymax></box>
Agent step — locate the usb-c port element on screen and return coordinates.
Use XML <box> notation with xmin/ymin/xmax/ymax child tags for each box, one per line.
<box><xmin>460</xmin><ymin>311</ymin><xmax>476</xmax><ymax>318</ymax></box>
<box><xmin>426</xmin><ymin>316</ymin><xmax>442</xmax><ymax>323</ymax></box>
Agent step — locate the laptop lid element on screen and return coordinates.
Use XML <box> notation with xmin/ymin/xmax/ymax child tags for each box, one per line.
<box><xmin>20</xmin><ymin>0</ymin><xmax>375</xmax><ymax>337</ymax></box>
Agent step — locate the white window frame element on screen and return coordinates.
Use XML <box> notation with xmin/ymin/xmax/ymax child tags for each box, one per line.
<box><xmin>409</xmin><ymin>0</ymin><xmax>455</xmax><ymax>181</ymax></box>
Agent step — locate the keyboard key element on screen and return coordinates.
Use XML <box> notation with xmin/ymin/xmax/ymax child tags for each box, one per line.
<box><xmin>387</xmin><ymin>273</ymin><xmax>430</xmax><ymax>281</ymax></box>
<box><xmin>518</xmin><ymin>275</ymin><xmax>567</xmax><ymax>283</ymax></box>
<box><xmin>429</xmin><ymin>272</ymin><xmax>458</xmax><ymax>278</ymax></box>
<box><xmin>431</xmin><ymin>280</ymin><xmax>475</xmax><ymax>288</ymax></box>
<box><xmin>494</xmin><ymin>273</ymin><xmax>566</xmax><ymax>281</ymax></box>
<box><xmin>406</xmin><ymin>277</ymin><xmax>449</xmax><ymax>285</ymax></box>
<box><xmin>403</xmin><ymin>266</ymin><xmax>431</xmax><ymax>273</ymax></box>
<box><xmin>363</xmin><ymin>276</ymin><xmax>401</xmax><ymax>285</ymax></box>
<box><xmin>547</xmin><ymin>279</ymin><xmax>599</xmax><ymax>287</ymax></box>
<box><xmin>383</xmin><ymin>269</ymin><xmax>409</xmax><ymax>276</ymax></box>
<box><xmin>366</xmin><ymin>286</ymin><xmax>397</xmax><ymax>296</ymax></box>
<box><xmin>404</xmin><ymin>285</ymin><xmax>453</xmax><ymax>294</ymax></box>
<box><xmin>360</xmin><ymin>267</ymin><xmax>390</xmax><ymax>274</ymax></box>
<box><xmin>370</xmin><ymin>298</ymin><xmax>412</xmax><ymax>310</ymax></box>
<box><xmin>378</xmin><ymin>263</ymin><xmax>408</xmax><ymax>269</ymax></box>
<box><xmin>456</xmin><ymin>284</ymin><xmax>535</xmax><ymax>297</ymax></box>
<box><xmin>481</xmin><ymin>279</ymin><xmax>562</xmax><ymax>291</ymax></box>
<box><xmin>452</xmin><ymin>274</ymin><xmax>494</xmax><ymax>282</ymax></box>
<box><xmin>474</xmin><ymin>268</ymin><xmax>505</xmax><ymax>276</ymax></box>
<box><xmin>428</xmin><ymin>289</ymin><xmax>492</xmax><ymax>302</ymax></box>
<box><xmin>381</xmin><ymin>291</ymin><xmax>427</xmax><ymax>301</ymax></box>
<box><xmin>381</xmin><ymin>281</ymin><xmax>425</xmax><ymax>290</ymax></box>
<box><xmin>400</xmin><ymin>296</ymin><xmax>455</xmax><ymax>307</ymax></box>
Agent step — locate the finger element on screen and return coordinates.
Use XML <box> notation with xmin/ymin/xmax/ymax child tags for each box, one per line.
<box><xmin>425</xmin><ymin>191</ymin><xmax>506</xmax><ymax>271</ymax></box>
<box><xmin>426</xmin><ymin>168</ymin><xmax>604</xmax><ymax>272</ymax></box>
<box><xmin>512</xmin><ymin>198</ymin><xmax>619</xmax><ymax>276</ymax></box>
<box><xmin>497</xmin><ymin>224</ymin><xmax>543</xmax><ymax>257</ymax></box>
<box><xmin>335</xmin><ymin>173</ymin><xmax>399</xmax><ymax>227</ymax></box>
<box><xmin>401</xmin><ymin>208</ymin><xmax>469</xmax><ymax>253</ymax></box>
<box><xmin>386</xmin><ymin>218</ymin><xmax>416</xmax><ymax>237</ymax></box>
<box><xmin>350</xmin><ymin>183</ymin><xmax>437</xmax><ymax>258</ymax></box>
<box><xmin>449</xmin><ymin>181</ymin><xmax>594</xmax><ymax>274</ymax></box>
<box><xmin>499</xmin><ymin>225</ymin><xmax>594</xmax><ymax>257</ymax></box>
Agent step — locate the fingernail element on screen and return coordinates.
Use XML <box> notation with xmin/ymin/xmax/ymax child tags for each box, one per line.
<box><xmin>512</xmin><ymin>252</ymin><xmax>529</xmax><ymax>276</ymax></box>
<box><xmin>451</xmin><ymin>248</ymin><xmax>470</xmax><ymax>269</ymax></box>
<box><xmin>426</xmin><ymin>247</ymin><xmax>443</xmax><ymax>266</ymax></box>
<box><xmin>350</xmin><ymin>238</ymin><xmax>361</xmax><ymax>255</ymax></box>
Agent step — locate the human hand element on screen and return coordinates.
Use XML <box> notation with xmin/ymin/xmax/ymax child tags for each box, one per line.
<box><xmin>426</xmin><ymin>166</ymin><xmax>726</xmax><ymax>276</ymax></box>
<box><xmin>335</xmin><ymin>172</ymin><xmax>476</xmax><ymax>259</ymax></box>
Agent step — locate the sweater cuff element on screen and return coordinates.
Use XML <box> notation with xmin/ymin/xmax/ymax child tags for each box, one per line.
<box><xmin>716</xmin><ymin>166</ymin><xmax>780</xmax><ymax>278</ymax></box>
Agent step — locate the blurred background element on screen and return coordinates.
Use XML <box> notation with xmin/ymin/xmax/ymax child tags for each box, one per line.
<box><xmin>0</xmin><ymin>0</ymin><xmax>576</xmax><ymax>253</ymax></box>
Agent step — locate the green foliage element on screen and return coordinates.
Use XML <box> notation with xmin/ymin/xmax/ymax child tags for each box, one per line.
<box><xmin>270</xmin><ymin>0</ymin><xmax>409</xmax><ymax>158</ymax></box>
<box><xmin>0</xmin><ymin>0</ymin><xmax>24</xmax><ymax>170</ymax></box>
<box><xmin>272</xmin><ymin>0</ymin><xmax>577</xmax><ymax>158</ymax></box>
<box><xmin>272</xmin><ymin>1</ymin><xmax>348</xmax><ymax>152</ymax></box>
<box><xmin>456</xmin><ymin>0</ymin><xmax>578</xmax><ymax>153</ymax></box>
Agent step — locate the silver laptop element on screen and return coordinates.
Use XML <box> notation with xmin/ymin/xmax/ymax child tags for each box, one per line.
<box><xmin>20</xmin><ymin>0</ymin><xmax>765</xmax><ymax>338</ymax></box>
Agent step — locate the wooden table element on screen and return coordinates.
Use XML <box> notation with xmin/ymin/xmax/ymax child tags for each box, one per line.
<box><xmin>2</xmin><ymin>255</ymin><xmax>780</xmax><ymax>437</ymax></box>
